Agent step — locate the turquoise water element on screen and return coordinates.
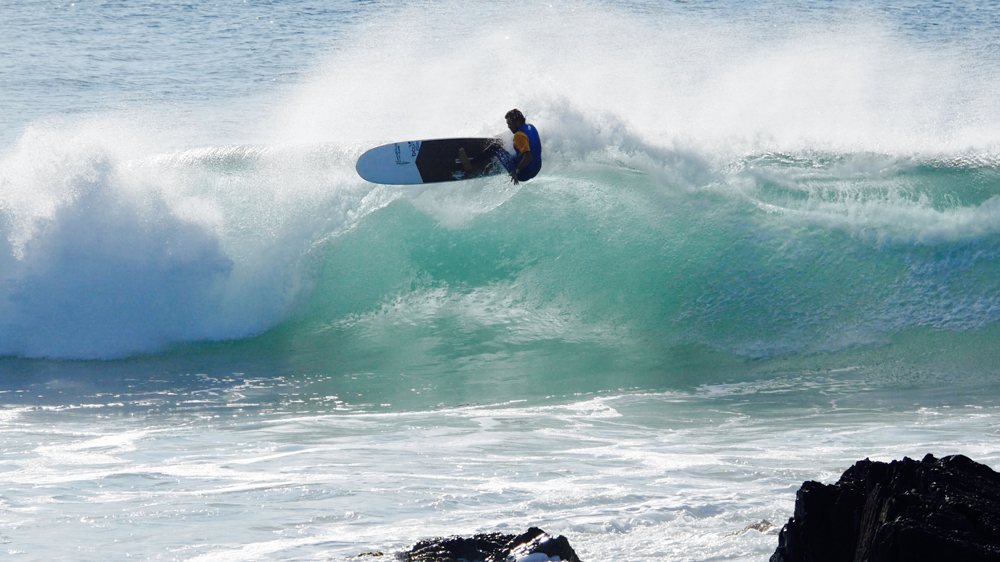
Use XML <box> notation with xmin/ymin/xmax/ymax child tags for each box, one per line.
<box><xmin>3</xmin><ymin>1</ymin><xmax>1000</xmax><ymax>560</ymax></box>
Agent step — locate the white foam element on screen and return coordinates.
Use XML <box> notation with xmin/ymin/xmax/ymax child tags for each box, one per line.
<box><xmin>0</xmin><ymin>118</ymin><xmax>393</xmax><ymax>359</ymax></box>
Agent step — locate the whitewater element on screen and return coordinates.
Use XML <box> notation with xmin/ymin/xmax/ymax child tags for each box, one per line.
<box><xmin>2</xmin><ymin>1</ymin><xmax>1000</xmax><ymax>560</ymax></box>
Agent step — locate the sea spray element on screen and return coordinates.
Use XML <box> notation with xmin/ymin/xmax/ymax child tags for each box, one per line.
<box><xmin>0</xmin><ymin>119</ymin><xmax>393</xmax><ymax>358</ymax></box>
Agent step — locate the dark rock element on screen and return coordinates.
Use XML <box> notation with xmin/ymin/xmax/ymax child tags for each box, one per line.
<box><xmin>771</xmin><ymin>454</ymin><xmax>1000</xmax><ymax>562</ymax></box>
<box><xmin>399</xmin><ymin>527</ymin><xmax>581</xmax><ymax>562</ymax></box>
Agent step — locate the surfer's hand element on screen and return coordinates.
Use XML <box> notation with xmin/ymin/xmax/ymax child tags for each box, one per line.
<box><xmin>510</xmin><ymin>169</ymin><xmax>519</xmax><ymax>185</ymax></box>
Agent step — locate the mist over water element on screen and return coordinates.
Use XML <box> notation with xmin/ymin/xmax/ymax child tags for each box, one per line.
<box><xmin>3</xmin><ymin>2</ymin><xmax>1000</xmax><ymax>560</ymax></box>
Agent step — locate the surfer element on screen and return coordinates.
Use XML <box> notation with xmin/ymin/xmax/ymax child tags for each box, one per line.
<box><xmin>501</xmin><ymin>109</ymin><xmax>542</xmax><ymax>184</ymax></box>
<box><xmin>458</xmin><ymin>109</ymin><xmax>542</xmax><ymax>184</ymax></box>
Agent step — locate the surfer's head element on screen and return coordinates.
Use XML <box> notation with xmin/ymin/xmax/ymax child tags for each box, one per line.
<box><xmin>505</xmin><ymin>109</ymin><xmax>525</xmax><ymax>133</ymax></box>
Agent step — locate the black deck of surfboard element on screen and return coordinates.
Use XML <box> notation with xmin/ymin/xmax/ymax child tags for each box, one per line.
<box><xmin>415</xmin><ymin>138</ymin><xmax>504</xmax><ymax>183</ymax></box>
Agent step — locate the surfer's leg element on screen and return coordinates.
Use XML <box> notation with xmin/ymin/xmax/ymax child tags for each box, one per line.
<box><xmin>491</xmin><ymin>145</ymin><xmax>517</xmax><ymax>173</ymax></box>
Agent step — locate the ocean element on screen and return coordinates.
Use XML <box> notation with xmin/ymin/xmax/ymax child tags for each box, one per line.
<box><xmin>2</xmin><ymin>0</ymin><xmax>1000</xmax><ymax>560</ymax></box>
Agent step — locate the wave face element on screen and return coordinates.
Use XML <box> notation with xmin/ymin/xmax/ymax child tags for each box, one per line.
<box><xmin>2</xmin><ymin>0</ymin><xmax>1000</xmax><ymax>398</ymax></box>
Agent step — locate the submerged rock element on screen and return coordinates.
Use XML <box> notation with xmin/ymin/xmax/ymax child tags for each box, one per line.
<box><xmin>771</xmin><ymin>454</ymin><xmax>1000</xmax><ymax>562</ymax></box>
<box><xmin>399</xmin><ymin>527</ymin><xmax>581</xmax><ymax>562</ymax></box>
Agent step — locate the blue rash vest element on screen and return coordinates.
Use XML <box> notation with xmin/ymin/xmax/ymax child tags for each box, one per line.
<box><xmin>512</xmin><ymin>123</ymin><xmax>542</xmax><ymax>181</ymax></box>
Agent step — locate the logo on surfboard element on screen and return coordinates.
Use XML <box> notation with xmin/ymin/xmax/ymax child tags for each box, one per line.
<box><xmin>395</xmin><ymin>141</ymin><xmax>420</xmax><ymax>165</ymax></box>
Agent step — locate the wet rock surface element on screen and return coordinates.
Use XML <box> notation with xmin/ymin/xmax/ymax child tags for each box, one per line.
<box><xmin>398</xmin><ymin>527</ymin><xmax>581</xmax><ymax>562</ymax></box>
<box><xmin>772</xmin><ymin>454</ymin><xmax>1000</xmax><ymax>562</ymax></box>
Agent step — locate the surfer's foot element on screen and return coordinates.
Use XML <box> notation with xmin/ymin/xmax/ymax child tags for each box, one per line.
<box><xmin>458</xmin><ymin>147</ymin><xmax>472</xmax><ymax>171</ymax></box>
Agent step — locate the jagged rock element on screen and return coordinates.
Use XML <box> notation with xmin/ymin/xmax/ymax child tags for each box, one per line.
<box><xmin>398</xmin><ymin>527</ymin><xmax>581</xmax><ymax>562</ymax></box>
<box><xmin>771</xmin><ymin>454</ymin><xmax>1000</xmax><ymax>562</ymax></box>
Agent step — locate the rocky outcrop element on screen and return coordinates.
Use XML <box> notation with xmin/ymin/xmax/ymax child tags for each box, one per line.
<box><xmin>772</xmin><ymin>454</ymin><xmax>1000</xmax><ymax>562</ymax></box>
<box><xmin>398</xmin><ymin>527</ymin><xmax>581</xmax><ymax>562</ymax></box>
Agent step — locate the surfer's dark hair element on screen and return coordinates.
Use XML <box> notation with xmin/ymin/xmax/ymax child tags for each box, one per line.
<box><xmin>505</xmin><ymin>108</ymin><xmax>525</xmax><ymax>124</ymax></box>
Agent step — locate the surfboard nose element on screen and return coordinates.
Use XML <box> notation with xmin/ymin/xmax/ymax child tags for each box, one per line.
<box><xmin>356</xmin><ymin>141</ymin><xmax>424</xmax><ymax>184</ymax></box>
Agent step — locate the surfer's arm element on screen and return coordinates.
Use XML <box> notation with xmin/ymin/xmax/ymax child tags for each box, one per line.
<box><xmin>509</xmin><ymin>132</ymin><xmax>532</xmax><ymax>184</ymax></box>
<box><xmin>515</xmin><ymin>151</ymin><xmax>533</xmax><ymax>172</ymax></box>
<box><xmin>509</xmin><ymin>152</ymin><xmax>532</xmax><ymax>184</ymax></box>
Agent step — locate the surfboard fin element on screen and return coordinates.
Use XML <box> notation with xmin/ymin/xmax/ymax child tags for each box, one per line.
<box><xmin>458</xmin><ymin>147</ymin><xmax>473</xmax><ymax>172</ymax></box>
